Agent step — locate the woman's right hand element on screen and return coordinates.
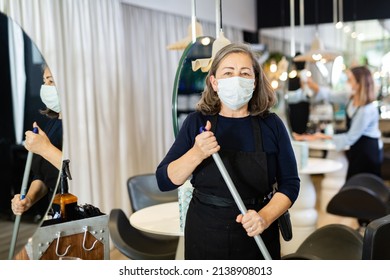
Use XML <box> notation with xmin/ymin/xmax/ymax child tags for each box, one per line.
<box><xmin>193</xmin><ymin>120</ymin><xmax>220</xmax><ymax>160</ymax></box>
<box><xmin>24</xmin><ymin>122</ymin><xmax>51</xmax><ymax>156</ymax></box>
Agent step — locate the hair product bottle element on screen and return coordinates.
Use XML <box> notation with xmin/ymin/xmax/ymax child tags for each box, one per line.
<box><xmin>52</xmin><ymin>159</ymin><xmax>78</xmax><ymax>221</ymax></box>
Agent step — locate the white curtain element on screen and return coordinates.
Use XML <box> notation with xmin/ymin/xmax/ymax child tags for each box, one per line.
<box><xmin>7</xmin><ymin>17</ymin><xmax>26</xmax><ymax>144</ymax></box>
<box><xmin>0</xmin><ymin>0</ymin><xmax>244</xmax><ymax>218</ymax></box>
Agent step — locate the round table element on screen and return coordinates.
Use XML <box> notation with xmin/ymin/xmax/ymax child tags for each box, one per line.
<box><xmin>129</xmin><ymin>202</ymin><xmax>184</xmax><ymax>259</ymax></box>
<box><xmin>280</xmin><ymin>157</ymin><xmax>343</xmax><ymax>256</ymax></box>
<box><xmin>307</xmin><ymin>140</ymin><xmax>349</xmax><ymax>212</ymax></box>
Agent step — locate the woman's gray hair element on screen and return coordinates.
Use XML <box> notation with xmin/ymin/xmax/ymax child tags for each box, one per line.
<box><xmin>196</xmin><ymin>42</ymin><xmax>276</xmax><ymax>116</ymax></box>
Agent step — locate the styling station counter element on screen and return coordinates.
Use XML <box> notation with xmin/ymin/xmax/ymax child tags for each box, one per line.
<box><xmin>15</xmin><ymin>214</ymin><xmax>109</xmax><ymax>260</ymax></box>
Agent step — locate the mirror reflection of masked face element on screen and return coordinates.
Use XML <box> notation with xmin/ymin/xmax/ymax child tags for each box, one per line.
<box><xmin>40</xmin><ymin>68</ymin><xmax>61</xmax><ymax>113</ymax></box>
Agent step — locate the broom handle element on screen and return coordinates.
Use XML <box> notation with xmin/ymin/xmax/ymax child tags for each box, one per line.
<box><xmin>8</xmin><ymin>127</ymin><xmax>38</xmax><ymax>259</ymax></box>
<box><xmin>200</xmin><ymin>126</ymin><xmax>272</xmax><ymax>260</ymax></box>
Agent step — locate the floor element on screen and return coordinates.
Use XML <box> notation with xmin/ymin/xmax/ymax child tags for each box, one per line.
<box><xmin>109</xmin><ymin>173</ymin><xmax>375</xmax><ymax>260</ymax></box>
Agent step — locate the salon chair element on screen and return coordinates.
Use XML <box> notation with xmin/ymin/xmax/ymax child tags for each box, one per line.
<box><xmin>326</xmin><ymin>173</ymin><xmax>390</xmax><ymax>228</ymax></box>
<box><xmin>109</xmin><ymin>208</ymin><xmax>178</xmax><ymax>260</ymax></box>
<box><xmin>127</xmin><ymin>173</ymin><xmax>178</xmax><ymax>213</ymax></box>
<box><xmin>108</xmin><ymin>174</ymin><xmax>179</xmax><ymax>259</ymax></box>
<box><xmin>282</xmin><ymin>224</ymin><xmax>363</xmax><ymax>260</ymax></box>
<box><xmin>362</xmin><ymin>214</ymin><xmax>390</xmax><ymax>260</ymax></box>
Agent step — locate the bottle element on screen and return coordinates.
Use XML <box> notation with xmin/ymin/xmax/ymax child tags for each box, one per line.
<box><xmin>52</xmin><ymin>159</ymin><xmax>78</xmax><ymax>221</ymax></box>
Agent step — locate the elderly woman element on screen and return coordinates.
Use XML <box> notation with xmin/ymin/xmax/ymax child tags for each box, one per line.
<box><xmin>156</xmin><ymin>43</ymin><xmax>300</xmax><ymax>260</ymax></box>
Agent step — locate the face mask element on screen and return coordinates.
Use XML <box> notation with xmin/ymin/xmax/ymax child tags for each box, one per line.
<box><xmin>217</xmin><ymin>77</ymin><xmax>255</xmax><ymax>110</ymax></box>
<box><xmin>40</xmin><ymin>85</ymin><xmax>61</xmax><ymax>113</ymax></box>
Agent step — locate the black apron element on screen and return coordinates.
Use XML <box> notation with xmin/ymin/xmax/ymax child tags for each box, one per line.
<box><xmin>184</xmin><ymin>115</ymin><xmax>280</xmax><ymax>260</ymax></box>
<box><xmin>345</xmin><ymin>106</ymin><xmax>382</xmax><ymax>180</ymax></box>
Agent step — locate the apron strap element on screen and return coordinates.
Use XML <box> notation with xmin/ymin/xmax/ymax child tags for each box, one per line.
<box><xmin>251</xmin><ymin>117</ymin><xmax>263</xmax><ymax>153</ymax></box>
<box><xmin>210</xmin><ymin>114</ymin><xmax>218</xmax><ymax>133</ymax></box>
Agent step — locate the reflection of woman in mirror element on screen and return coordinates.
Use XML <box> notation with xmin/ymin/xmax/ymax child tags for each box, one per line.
<box><xmin>11</xmin><ymin>65</ymin><xmax>63</xmax><ymax>216</ymax></box>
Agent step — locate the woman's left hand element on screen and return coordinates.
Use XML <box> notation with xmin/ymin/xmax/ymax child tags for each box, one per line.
<box><xmin>236</xmin><ymin>210</ymin><xmax>267</xmax><ymax>237</ymax></box>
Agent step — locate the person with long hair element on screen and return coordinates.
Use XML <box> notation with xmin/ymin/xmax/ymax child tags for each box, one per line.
<box><xmin>156</xmin><ymin>43</ymin><xmax>300</xmax><ymax>260</ymax></box>
<box><xmin>293</xmin><ymin>65</ymin><xmax>383</xmax><ymax>180</ymax></box>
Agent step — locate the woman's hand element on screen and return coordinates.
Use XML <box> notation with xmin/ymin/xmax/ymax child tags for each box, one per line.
<box><xmin>193</xmin><ymin>120</ymin><xmax>220</xmax><ymax>160</ymax></box>
<box><xmin>236</xmin><ymin>210</ymin><xmax>267</xmax><ymax>237</ymax></box>
<box><xmin>24</xmin><ymin>122</ymin><xmax>51</xmax><ymax>155</ymax></box>
<box><xmin>11</xmin><ymin>194</ymin><xmax>32</xmax><ymax>215</ymax></box>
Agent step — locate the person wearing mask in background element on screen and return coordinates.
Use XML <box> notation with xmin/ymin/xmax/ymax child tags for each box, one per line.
<box><xmin>11</xmin><ymin>65</ymin><xmax>63</xmax><ymax>217</ymax></box>
<box><xmin>156</xmin><ymin>43</ymin><xmax>300</xmax><ymax>260</ymax></box>
<box><xmin>293</xmin><ymin>65</ymin><xmax>383</xmax><ymax>180</ymax></box>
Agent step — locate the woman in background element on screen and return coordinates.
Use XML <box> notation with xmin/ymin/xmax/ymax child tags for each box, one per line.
<box><xmin>294</xmin><ymin>65</ymin><xmax>383</xmax><ymax>180</ymax></box>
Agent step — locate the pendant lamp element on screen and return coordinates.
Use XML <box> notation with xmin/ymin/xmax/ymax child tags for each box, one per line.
<box><xmin>191</xmin><ymin>0</ymin><xmax>231</xmax><ymax>72</ymax></box>
<box><xmin>191</xmin><ymin>31</ymin><xmax>230</xmax><ymax>72</ymax></box>
<box><xmin>293</xmin><ymin>35</ymin><xmax>340</xmax><ymax>62</ymax></box>
<box><xmin>167</xmin><ymin>0</ymin><xmax>204</xmax><ymax>51</ymax></box>
<box><xmin>166</xmin><ymin>21</ymin><xmax>204</xmax><ymax>50</ymax></box>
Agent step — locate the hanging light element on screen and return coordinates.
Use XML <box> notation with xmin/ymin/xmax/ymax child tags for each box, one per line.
<box><xmin>271</xmin><ymin>80</ymin><xmax>279</xmax><ymax>89</ymax></box>
<box><xmin>334</xmin><ymin>0</ymin><xmax>344</xmax><ymax>29</ymax></box>
<box><xmin>166</xmin><ymin>21</ymin><xmax>204</xmax><ymax>50</ymax></box>
<box><xmin>270</xmin><ymin>60</ymin><xmax>278</xmax><ymax>73</ymax></box>
<box><xmin>191</xmin><ymin>30</ymin><xmax>231</xmax><ymax>72</ymax></box>
<box><xmin>191</xmin><ymin>0</ymin><xmax>231</xmax><ymax>72</ymax></box>
<box><xmin>167</xmin><ymin>0</ymin><xmax>204</xmax><ymax>50</ymax></box>
<box><xmin>293</xmin><ymin>35</ymin><xmax>340</xmax><ymax>62</ymax></box>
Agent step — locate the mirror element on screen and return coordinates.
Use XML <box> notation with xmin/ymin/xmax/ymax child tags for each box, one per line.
<box><xmin>0</xmin><ymin>12</ymin><xmax>62</xmax><ymax>259</ymax></box>
<box><xmin>172</xmin><ymin>36</ymin><xmax>215</xmax><ymax>137</ymax></box>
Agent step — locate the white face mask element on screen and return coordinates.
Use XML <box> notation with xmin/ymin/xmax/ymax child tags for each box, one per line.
<box><xmin>40</xmin><ymin>85</ymin><xmax>61</xmax><ymax>113</ymax></box>
<box><xmin>217</xmin><ymin>77</ymin><xmax>255</xmax><ymax>110</ymax></box>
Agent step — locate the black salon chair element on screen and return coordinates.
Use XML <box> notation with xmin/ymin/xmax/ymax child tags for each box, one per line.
<box><xmin>127</xmin><ymin>173</ymin><xmax>178</xmax><ymax>213</ymax></box>
<box><xmin>362</xmin><ymin>214</ymin><xmax>390</xmax><ymax>260</ymax></box>
<box><xmin>108</xmin><ymin>174</ymin><xmax>179</xmax><ymax>259</ymax></box>
<box><xmin>326</xmin><ymin>173</ymin><xmax>390</xmax><ymax>228</ymax></box>
<box><xmin>282</xmin><ymin>224</ymin><xmax>363</xmax><ymax>260</ymax></box>
<box><xmin>109</xmin><ymin>208</ymin><xmax>178</xmax><ymax>260</ymax></box>
<box><xmin>127</xmin><ymin>173</ymin><xmax>179</xmax><ymax>240</ymax></box>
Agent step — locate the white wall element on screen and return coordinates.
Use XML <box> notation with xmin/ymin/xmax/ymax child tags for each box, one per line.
<box><xmin>121</xmin><ymin>0</ymin><xmax>257</xmax><ymax>32</ymax></box>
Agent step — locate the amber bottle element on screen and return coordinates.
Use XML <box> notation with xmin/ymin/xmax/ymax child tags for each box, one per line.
<box><xmin>52</xmin><ymin>159</ymin><xmax>78</xmax><ymax>221</ymax></box>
